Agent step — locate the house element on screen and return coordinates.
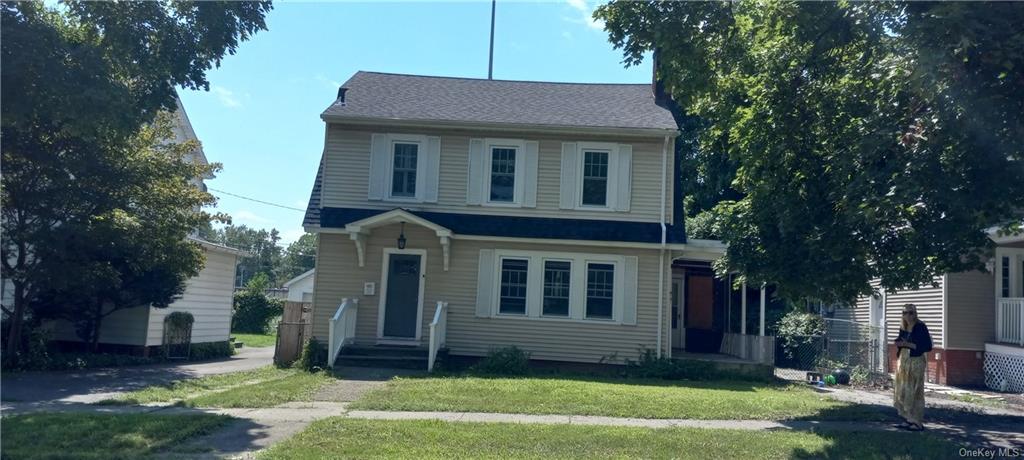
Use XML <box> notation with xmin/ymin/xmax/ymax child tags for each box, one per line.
<box><xmin>45</xmin><ymin>100</ymin><xmax>246</xmax><ymax>354</ymax></box>
<box><xmin>301</xmin><ymin>71</ymin><xmax>776</xmax><ymax>371</ymax></box>
<box><xmin>283</xmin><ymin>269</ymin><xmax>316</xmax><ymax>303</ymax></box>
<box><xmin>840</xmin><ymin>228</ymin><xmax>1024</xmax><ymax>392</ymax></box>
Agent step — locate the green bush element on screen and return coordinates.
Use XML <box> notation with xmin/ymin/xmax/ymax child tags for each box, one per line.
<box><xmin>294</xmin><ymin>338</ymin><xmax>328</xmax><ymax>372</ymax></box>
<box><xmin>777</xmin><ymin>311</ymin><xmax>826</xmax><ymax>359</ymax></box>
<box><xmin>625</xmin><ymin>349</ymin><xmax>717</xmax><ymax>380</ymax></box>
<box><xmin>471</xmin><ymin>346</ymin><xmax>531</xmax><ymax>376</ymax></box>
<box><xmin>232</xmin><ymin>274</ymin><xmax>283</xmax><ymax>333</ymax></box>
<box><xmin>188</xmin><ymin>341</ymin><xmax>235</xmax><ymax>360</ymax></box>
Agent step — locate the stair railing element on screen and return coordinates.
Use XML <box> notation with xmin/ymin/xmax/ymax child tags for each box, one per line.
<box><xmin>328</xmin><ymin>298</ymin><xmax>358</xmax><ymax>366</ymax></box>
<box><xmin>428</xmin><ymin>301</ymin><xmax>448</xmax><ymax>371</ymax></box>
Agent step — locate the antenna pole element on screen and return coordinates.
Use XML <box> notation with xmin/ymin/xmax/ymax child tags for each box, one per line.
<box><xmin>488</xmin><ymin>0</ymin><xmax>495</xmax><ymax>79</ymax></box>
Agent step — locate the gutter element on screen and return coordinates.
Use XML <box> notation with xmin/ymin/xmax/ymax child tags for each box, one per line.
<box><xmin>320</xmin><ymin>114</ymin><xmax>680</xmax><ymax>139</ymax></box>
<box><xmin>657</xmin><ymin>134</ymin><xmax>669</xmax><ymax>358</ymax></box>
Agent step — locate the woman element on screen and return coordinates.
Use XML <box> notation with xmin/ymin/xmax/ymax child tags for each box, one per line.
<box><xmin>893</xmin><ymin>303</ymin><xmax>932</xmax><ymax>431</ymax></box>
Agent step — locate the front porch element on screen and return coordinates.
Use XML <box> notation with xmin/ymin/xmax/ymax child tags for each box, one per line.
<box><xmin>986</xmin><ymin>235</ymin><xmax>1024</xmax><ymax>392</ymax></box>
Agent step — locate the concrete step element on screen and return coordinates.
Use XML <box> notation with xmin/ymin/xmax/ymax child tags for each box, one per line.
<box><xmin>335</xmin><ymin>354</ymin><xmax>428</xmax><ymax>370</ymax></box>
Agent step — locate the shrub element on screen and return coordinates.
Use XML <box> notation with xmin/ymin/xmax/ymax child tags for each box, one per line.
<box><xmin>294</xmin><ymin>338</ymin><xmax>328</xmax><ymax>372</ymax></box>
<box><xmin>232</xmin><ymin>274</ymin><xmax>283</xmax><ymax>333</ymax></box>
<box><xmin>625</xmin><ymin>349</ymin><xmax>716</xmax><ymax>380</ymax></box>
<box><xmin>471</xmin><ymin>346</ymin><xmax>530</xmax><ymax>376</ymax></box>
<box><xmin>777</xmin><ymin>311</ymin><xmax>826</xmax><ymax>359</ymax></box>
<box><xmin>188</xmin><ymin>341</ymin><xmax>234</xmax><ymax>360</ymax></box>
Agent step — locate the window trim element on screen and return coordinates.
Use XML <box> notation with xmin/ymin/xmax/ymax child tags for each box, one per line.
<box><xmin>489</xmin><ymin>249</ymin><xmax>626</xmax><ymax>324</ymax></box>
<box><xmin>384</xmin><ymin>134</ymin><xmax>428</xmax><ymax>202</ymax></box>
<box><xmin>497</xmin><ymin>256</ymin><xmax>530</xmax><ymax>316</ymax></box>
<box><xmin>574</xmin><ymin>141</ymin><xmax>619</xmax><ymax>211</ymax></box>
<box><xmin>584</xmin><ymin>261</ymin><xmax>616</xmax><ymax>321</ymax></box>
<box><xmin>483</xmin><ymin>138</ymin><xmax>526</xmax><ymax>207</ymax></box>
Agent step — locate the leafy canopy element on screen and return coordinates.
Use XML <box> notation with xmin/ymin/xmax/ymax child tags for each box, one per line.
<box><xmin>596</xmin><ymin>0</ymin><xmax>1024</xmax><ymax>302</ymax></box>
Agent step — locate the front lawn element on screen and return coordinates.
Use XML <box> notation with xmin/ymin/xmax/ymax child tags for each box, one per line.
<box><xmin>2</xmin><ymin>413</ymin><xmax>230</xmax><ymax>460</ymax></box>
<box><xmin>259</xmin><ymin>418</ymin><xmax>957</xmax><ymax>459</ymax></box>
<box><xmin>350</xmin><ymin>376</ymin><xmax>886</xmax><ymax>421</ymax></box>
<box><xmin>232</xmin><ymin>332</ymin><xmax>277</xmax><ymax>348</ymax></box>
<box><xmin>101</xmin><ymin>365</ymin><xmax>331</xmax><ymax>408</ymax></box>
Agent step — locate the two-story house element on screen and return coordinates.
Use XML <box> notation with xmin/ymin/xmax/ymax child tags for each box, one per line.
<box><xmin>302</xmin><ymin>71</ymin><xmax>768</xmax><ymax>370</ymax></box>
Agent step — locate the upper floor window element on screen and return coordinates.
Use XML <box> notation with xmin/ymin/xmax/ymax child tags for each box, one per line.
<box><xmin>391</xmin><ymin>142</ymin><xmax>419</xmax><ymax>198</ymax></box>
<box><xmin>489</xmin><ymin>146</ymin><xmax>517</xmax><ymax>203</ymax></box>
<box><xmin>560</xmin><ymin>141</ymin><xmax>632</xmax><ymax>212</ymax></box>
<box><xmin>468</xmin><ymin>138</ymin><xmax>538</xmax><ymax>208</ymax></box>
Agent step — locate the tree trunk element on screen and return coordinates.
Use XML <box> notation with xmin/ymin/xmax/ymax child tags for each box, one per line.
<box><xmin>90</xmin><ymin>307</ymin><xmax>103</xmax><ymax>353</ymax></box>
<box><xmin>5</xmin><ymin>282</ymin><xmax>27</xmax><ymax>355</ymax></box>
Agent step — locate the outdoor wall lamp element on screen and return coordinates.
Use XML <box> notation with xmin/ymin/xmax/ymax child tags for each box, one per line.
<box><xmin>397</xmin><ymin>221</ymin><xmax>407</xmax><ymax>249</ymax></box>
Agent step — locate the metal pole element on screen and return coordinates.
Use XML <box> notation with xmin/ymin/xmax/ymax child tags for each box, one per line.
<box><xmin>488</xmin><ymin>0</ymin><xmax>496</xmax><ymax>79</ymax></box>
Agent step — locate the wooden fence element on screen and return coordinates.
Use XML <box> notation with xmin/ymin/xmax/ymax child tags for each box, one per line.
<box><xmin>274</xmin><ymin>301</ymin><xmax>312</xmax><ymax>366</ymax></box>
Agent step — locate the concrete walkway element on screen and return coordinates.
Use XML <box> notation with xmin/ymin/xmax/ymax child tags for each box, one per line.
<box><xmin>1</xmin><ymin>346</ymin><xmax>274</xmax><ymax>406</ymax></box>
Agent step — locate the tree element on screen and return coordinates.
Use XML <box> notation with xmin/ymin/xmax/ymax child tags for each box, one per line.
<box><xmin>1</xmin><ymin>1</ymin><xmax>271</xmax><ymax>356</ymax></box>
<box><xmin>278</xmin><ymin>233</ymin><xmax>317</xmax><ymax>282</ymax></box>
<box><xmin>202</xmin><ymin>224</ymin><xmax>283</xmax><ymax>286</ymax></box>
<box><xmin>596</xmin><ymin>1</ymin><xmax>1024</xmax><ymax>302</ymax></box>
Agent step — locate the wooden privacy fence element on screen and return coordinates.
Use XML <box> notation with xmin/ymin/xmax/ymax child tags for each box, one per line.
<box><xmin>274</xmin><ymin>301</ymin><xmax>312</xmax><ymax>366</ymax></box>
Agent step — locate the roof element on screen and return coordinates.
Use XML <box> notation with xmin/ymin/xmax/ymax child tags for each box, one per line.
<box><xmin>302</xmin><ymin>159</ymin><xmax>324</xmax><ymax>228</ymax></box>
<box><xmin>187</xmin><ymin>236</ymin><xmax>248</xmax><ymax>257</ymax></box>
<box><xmin>283</xmin><ymin>269</ymin><xmax>315</xmax><ymax>288</ymax></box>
<box><xmin>321</xmin><ymin>71</ymin><xmax>679</xmax><ymax>132</ymax></box>
<box><xmin>317</xmin><ymin>207</ymin><xmax>686</xmax><ymax>244</ymax></box>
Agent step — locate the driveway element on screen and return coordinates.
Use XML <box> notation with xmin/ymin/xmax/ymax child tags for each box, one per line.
<box><xmin>1</xmin><ymin>346</ymin><xmax>273</xmax><ymax>407</ymax></box>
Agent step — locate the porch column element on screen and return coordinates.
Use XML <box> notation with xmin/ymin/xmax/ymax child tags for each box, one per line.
<box><xmin>740</xmin><ymin>280</ymin><xmax>747</xmax><ymax>335</ymax></box>
<box><xmin>759</xmin><ymin>285</ymin><xmax>766</xmax><ymax>336</ymax></box>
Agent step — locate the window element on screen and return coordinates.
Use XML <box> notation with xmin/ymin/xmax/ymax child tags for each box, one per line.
<box><xmin>489</xmin><ymin>147</ymin><xmax>516</xmax><ymax>202</ymax></box>
<box><xmin>543</xmin><ymin>261</ymin><xmax>571</xmax><ymax>317</ymax></box>
<box><xmin>499</xmin><ymin>258</ymin><xmax>528</xmax><ymax>315</ymax></box>
<box><xmin>391</xmin><ymin>143</ymin><xmax>418</xmax><ymax>197</ymax></box>
<box><xmin>1002</xmin><ymin>256</ymin><xmax>1011</xmax><ymax>298</ymax></box>
<box><xmin>581</xmin><ymin>150</ymin><xmax>609</xmax><ymax>206</ymax></box>
<box><xmin>586</xmin><ymin>263</ymin><xmax>615</xmax><ymax>319</ymax></box>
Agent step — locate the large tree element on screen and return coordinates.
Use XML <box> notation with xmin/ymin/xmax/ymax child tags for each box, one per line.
<box><xmin>596</xmin><ymin>1</ymin><xmax>1024</xmax><ymax>302</ymax></box>
<box><xmin>278</xmin><ymin>233</ymin><xmax>318</xmax><ymax>283</ymax></box>
<box><xmin>1</xmin><ymin>1</ymin><xmax>271</xmax><ymax>357</ymax></box>
<box><xmin>201</xmin><ymin>224</ymin><xmax>283</xmax><ymax>286</ymax></box>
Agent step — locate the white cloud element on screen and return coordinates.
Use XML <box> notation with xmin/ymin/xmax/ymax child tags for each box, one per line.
<box><xmin>233</xmin><ymin>209</ymin><xmax>271</xmax><ymax>224</ymax></box>
<box><xmin>564</xmin><ymin>0</ymin><xmax>604</xmax><ymax>31</ymax></box>
<box><xmin>315</xmin><ymin>73</ymin><xmax>342</xmax><ymax>90</ymax></box>
<box><xmin>211</xmin><ymin>86</ymin><xmax>242</xmax><ymax>108</ymax></box>
<box><xmin>279</xmin><ymin>228</ymin><xmax>307</xmax><ymax>246</ymax></box>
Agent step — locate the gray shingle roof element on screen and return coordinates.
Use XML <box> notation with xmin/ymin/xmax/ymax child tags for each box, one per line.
<box><xmin>321</xmin><ymin>71</ymin><xmax>678</xmax><ymax>131</ymax></box>
<box><xmin>302</xmin><ymin>158</ymin><xmax>323</xmax><ymax>228</ymax></box>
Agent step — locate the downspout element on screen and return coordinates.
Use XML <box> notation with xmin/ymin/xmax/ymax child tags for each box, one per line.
<box><xmin>657</xmin><ymin>134</ymin><xmax>669</xmax><ymax>358</ymax></box>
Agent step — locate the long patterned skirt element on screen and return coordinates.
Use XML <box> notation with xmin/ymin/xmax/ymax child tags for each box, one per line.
<box><xmin>894</xmin><ymin>351</ymin><xmax>926</xmax><ymax>424</ymax></box>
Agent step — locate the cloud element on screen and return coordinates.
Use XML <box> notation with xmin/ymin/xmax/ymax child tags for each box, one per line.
<box><xmin>564</xmin><ymin>0</ymin><xmax>604</xmax><ymax>31</ymax></box>
<box><xmin>279</xmin><ymin>228</ymin><xmax>307</xmax><ymax>246</ymax></box>
<box><xmin>211</xmin><ymin>86</ymin><xmax>242</xmax><ymax>108</ymax></box>
<box><xmin>315</xmin><ymin>73</ymin><xmax>342</xmax><ymax>90</ymax></box>
<box><xmin>233</xmin><ymin>209</ymin><xmax>271</xmax><ymax>224</ymax></box>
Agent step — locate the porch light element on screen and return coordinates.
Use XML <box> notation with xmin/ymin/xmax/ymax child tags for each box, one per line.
<box><xmin>397</xmin><ymin>222</ymin><xmax>407</xmax><ymax>249</ymax></box>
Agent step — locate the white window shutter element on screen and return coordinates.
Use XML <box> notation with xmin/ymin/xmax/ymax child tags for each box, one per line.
<box><xmin>614</xmin><ymin>144</ymin><xmax>632</xmax><ymax>212</ymax></box>
<box><xmin>423</xmin><ymin>136</ymin><xmax>441</xmax><ymax>203</ymax></box>
<box><xmin>622</xmin><ymin>256</ymin><xmax>639</xmax><ymax>325</ymax></box>
<box><xmin>559</xmin><ymin>142</ymin><xmax>577</xmax><ymax>209</ymax></box>
<box><xmin>467</xmin><ymin>138</ymin><xmax>486</xmax><ymax>205</ymax></box>
<box><xmin>368</xmin><ymin>133</ymin><xmax>388</xmax><ymax>200</ymax></box>
<box><xmin>476</xmin><ymin>249</ymin><xmax>495</xmax><ymax>317</ymax></box>
<box><xmin>522</xmin><ymin>141</ymin><xmax>539</xmax><ymax>208</ymax></box>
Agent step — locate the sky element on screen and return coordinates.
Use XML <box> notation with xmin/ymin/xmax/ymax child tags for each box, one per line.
<box><xmin>179</xmin><ymin>0</ymin><xmax>652</xmax><ymax>246</ymax></box>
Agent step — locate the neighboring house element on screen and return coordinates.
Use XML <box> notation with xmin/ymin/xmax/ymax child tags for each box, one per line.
<box><xmin>283</xmin><ymin>269</ymin><xmax>316</xmax><ymax>303</ymax></box>
<box><xmin>46</xmin><ymin>100</ymin><xmax>246</xmax><ymax>353</ymax></box>
<box><xmin>302</xmin><ymin>71</ymin><xmax>776</xmax><ymax>370</ymax></box>
<box><xmin>841</xmin><ymin>228</ymin><xmax>1024</xmax><ymax>391</ymax></box>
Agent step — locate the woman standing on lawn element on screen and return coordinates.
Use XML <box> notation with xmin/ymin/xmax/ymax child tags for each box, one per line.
<box><xmin>893</xmin><ymin>303</ymin><xmax>932</xmax><ymax>431</ymax></box>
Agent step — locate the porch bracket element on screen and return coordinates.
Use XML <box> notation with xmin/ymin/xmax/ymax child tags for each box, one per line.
<box><xmin>350</xmin><ymin>232</ymin><xmax>367</xmax><ymax>267</ymax></box>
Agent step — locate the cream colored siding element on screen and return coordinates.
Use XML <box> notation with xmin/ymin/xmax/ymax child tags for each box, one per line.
<box><xmin>320</xmin><ymin>126</ymin><xmax>673</xmax><ymax>224</ymax></box>
<box><xmin>51</xmin><ymin>307</ymin><xmax>150</xmax><ymax>346</ymax></box>
<box><xmin>945</xmin><ymin>270</ymin><xmax>995</xmax><ymax>350</ymax></box>
<box><xmin>312</xmin><ymin>225</ymin><xmax>668</xmax><ymax>363</ymax></box>
<box><xmin>881</xmin><ymin>276</ymin><xmax>945</xmax><ymax>349</ymax></box>
<box><xmin>145</xmin><ymin>248</ymin><xmax>238</xmax><ymax>346</ymax></box>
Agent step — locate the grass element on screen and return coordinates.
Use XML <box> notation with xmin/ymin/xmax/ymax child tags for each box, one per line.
<box><xmin>350</xmin><ymin>376</ymin><xmax>887</xmax><ymax>421</ymax></box>
<box><xmin>1</xmin><ymin>413</ymin><xmax>231</xmax><ymax>460</ymax></box>
<box><xmin>100</xmin><ymin>365</ymin><xmax>332</xmax><ymax>408</ymax></box>
<box><xmin>232</xmin><ymin>332</ymin><xmax>277</xmax><ymax>348</ymax></box>
<box><xmin>259</xmin><ymin>418</ymin><xmax>959</xmax><ymax>459</ymax></box>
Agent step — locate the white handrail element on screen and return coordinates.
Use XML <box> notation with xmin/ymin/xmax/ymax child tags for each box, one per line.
<box><xmin>997</xmin><ymin>298</ymin><xmax>1024</xmax><ymax>347</ymax></box>
<box><xmin>328</xmin><ymin>298</ymin><xmax>359</xmax><ymax>366</ymax></box>
<box><xmin>428</xmin><ymin>301</ymin><xmax>448</xmax><ymax>371</ymax></box>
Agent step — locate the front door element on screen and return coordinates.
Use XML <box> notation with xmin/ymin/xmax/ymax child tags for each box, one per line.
<box><xmin>684</xmin><ymin>274</ymin><xmax>718</xmax><ymax>352</ymax></box>
<box><xmin>382</xmin><ymin>253</ymin><xmax>422</xmax><ymax>339</ymax></box>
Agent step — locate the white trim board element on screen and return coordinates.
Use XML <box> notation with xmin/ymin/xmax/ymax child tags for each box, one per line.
<box><xmin>376</xmin><ymin>247</ymin><xmax>427</xmax><ymax>343</ymax></box>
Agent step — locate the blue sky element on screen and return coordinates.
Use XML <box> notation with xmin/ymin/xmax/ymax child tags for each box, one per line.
<box><xmin>179</xmin><ymin>0</ymin><xmax>652</xmax><ymax>245</ymax></box>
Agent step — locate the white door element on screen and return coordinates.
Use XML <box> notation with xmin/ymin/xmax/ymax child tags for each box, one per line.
<box><xmin>869</xmin><ymin>293</ymin><xmax>885</xmax><ymax>371</ymax></box>
<box><xmin>671</xmin><ymin>276</ymin><xmax>685</xmax><ymax>349</ymax></box>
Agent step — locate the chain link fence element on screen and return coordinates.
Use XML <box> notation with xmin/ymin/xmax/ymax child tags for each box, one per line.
<box><xmin>775</xmin><ymin>318</ymin><xmax>888</xmax><ymax>383</ymax></box>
